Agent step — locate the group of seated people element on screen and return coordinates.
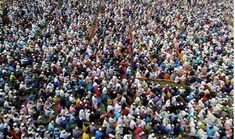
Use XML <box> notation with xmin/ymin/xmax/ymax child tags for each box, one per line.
<box><xmin>0</xmin><ymin>0</ymin><xmax>233</xmax><ymax>138</ymax></box>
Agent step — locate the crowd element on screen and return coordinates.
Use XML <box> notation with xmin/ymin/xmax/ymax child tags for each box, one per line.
<box><xmin>0</xmin><ymin>0</ymin><xmax>233</xmax><ymax>138</ymax></box>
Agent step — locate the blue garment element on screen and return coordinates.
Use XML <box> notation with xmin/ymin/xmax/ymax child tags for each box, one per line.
<box><xmin>117</xmin><ymin>86</ymin><xmax>123</xmax><ymax>93</ymax></box>
<box><xmin>175</xmin><ymin>60</ymin><xmax>181</xmax><ymax>67</ymax></box>
<box><xmin>69</xmin><ymin>115</ymin><xmax>76</xmax><ymax>123</ymax></box>
<box><xmin>179</xmin><ymin>125</ymin><xmax>184</xmax><ymax>132</ymax></box>
<box><xmin>96</xmin><ymin>97</ymin><xmax>102</xmax><ymax>105</ymax></box>
<box><xmin>60</xmin><ymin>119</ymin><xmax>68</xmax><ymax>128</ymax></box>
<box><xmin>165</xmin><ymin>124</ymin><xmax>171</xmax><ymax>133</ymax></box>
<box><xmin>115</xmin><ymin>112</ymin><xmax>121</xmax><ymax>120</ymax></box>
<box><xmin>48</xmin><ymin>123</ymin><xmax>55</xmax><ymax>132</ymax></box>
<box><xmin>54</xmin><ymin>82</ymin><xmax>60</xmax><ymax>88</ymax></box>
<box><xmin>8</xmin><ymin>66</ymin><xmax>15</xmax><ymax>72</ymax></box>
<box><xmin>28</xmin><ymin>94</ymin><xmax>36</xmax><ymax>101</ymax></box>
<box><xmin>189</xmin><ymin>112</ymin><xmax>194</xmax><ymax>118</ymax></box>
<box><xmin>187</xmin><ymin>93</ymin><xmax>193</xmax><ymax>100</ymax></box>
<box><xmin>154</xmin><ymin>63</ymin><xmax>158</xmax><ymax>68</ymax></box>
<box><xmin>31</xmin><ymin>82</ymin><xmax>36</xmax><ymax>88</ymax></box>
<box><xmin>125</xmin><ymin>70</ymin><xmax>131</xmax><ymax>77</ymax></box>
<box><xmin>140</xmin><ymin>53</ymin><xmax>145</xmax><ymax>59</ymax></box>
<box><xmin>145</xmin><ymin>116</ymin><xmax>152</xmax><ymax>123</ymax></box>
<box><xmin>221</xmin><ymin>136</ymin><xmax>229</xmax><ymax>139</ymax></box>
<box><xmin>170</xmin><ymin>114</ymin><xmax>177</xmax><ymax>121</ymax></box>
<box><xmin>206</xmin><ymin>127</ymin><xmax>215</xmax><ymax>136</ymax></box>
<box><xmin>204</xmin><ymin>101</ymin><xmax>209</xmax><ymax>107</ymax></box>
<box><xmin>79</xmin><ymin>79</ymin><xmax>86</xmax><ymax>86</ymax></box>
<box><xmin>101</xmin><ymin>94</ymin><xmax>108</xmax><ymax>102</ymax></box>
<box><xmin>105</xmin><ymin>127</ymin><xmax>113</xmax><ymax>135</ymax></box>
<box><xmin>101</xmin><ymin>59</ymin><xmax>107</xmax><ymax>65</ymax></box>
<box><xmin>160</xmin><ymin>125</ymin><xmax>165</xmax><ymax>133</ymax></box>
<box><xmin>48</xmin><ymin>54</ymin><xmax>54</xmax><ymax>60</ymax></box>
<box><xmin>44</xmin><ymin>109</ymin><xmax>52</xmax><ymax>117</ymax></box>
<box><xmin>95</xmin><ymin>131</ymin><xmax>103</xmax><ymax>139</ymax></box>
<box><xmin>160</xmin><ymin>63</ymin><xmax>165</xmax><ymax>69</ymax></box>
<box><xmin>87</xmin><ymin>84</ymin><xmax>93</xmax><ymax>91</ymax></box>
<box><xmin>83</xmin><ymin>52</ymin><xmax>89</xmax><ymax>57</ymax></box>
<box><xmin>53</xmin><ymin>128</ymin><xmax>61</xmax><ymax>137</ymax></box>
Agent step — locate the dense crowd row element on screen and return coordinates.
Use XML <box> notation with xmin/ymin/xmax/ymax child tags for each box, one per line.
<box><xmin>0</xmin><ymin>0</ymin><xmax>233</xmax><ymax>139</ymax></box>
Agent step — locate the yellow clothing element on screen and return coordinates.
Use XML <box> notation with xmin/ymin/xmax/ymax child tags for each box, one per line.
<box><xmin>167</xmin><ymin>91</ymin><xmax>172</xmax><ymax>98</ymax></box>
<box><xmin>82</xmin><ymin>132</ymin><xmax>90</xmax><ymax>139</ymax></box>
<box><xmin>82</xmin><ymin>124</ymin><xmax>89</xmax><ymax>132</ymax></box>
<box><xmin>53</xmin><ymin>96</ymin><xmax>59</xmax><ymax>103</ymax></box>
<box><xmin>76</xmin><ymin>98</ymin><xmax>81</xmax><ymax>105</ymax></box>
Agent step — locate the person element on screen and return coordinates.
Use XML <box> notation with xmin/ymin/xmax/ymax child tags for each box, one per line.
<box><xmin>82</xmin><ymin>131</ymin><xmax>90</xmax><ymax>139</ymax></box>
<box><xmin>60</xmin><ymin>130</ymin><xmax>71</xmax><ymax>139</ymax></box>
<box><xmin>95</xmin><ymin>128</ymin><xmax>104</xmax><ymax>139</ymax></box>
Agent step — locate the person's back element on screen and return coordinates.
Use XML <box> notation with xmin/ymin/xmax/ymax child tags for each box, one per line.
<box><xmin>82</xmin><ymin>131</ymin><xmax>90</xmax><ymax>139</ymax></box>
<box><xmin>95</xmin><ymin>129</ymin><xmax>103</xmax><ymax>139</ymax></box>
<box><xmin>72</xmin><ymin>127</ymin><xmax>82</xmax><ymax>138</ymax></box>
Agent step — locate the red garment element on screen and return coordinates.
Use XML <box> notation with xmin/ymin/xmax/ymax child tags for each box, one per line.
<box><xmin>18</xmin><ymin>76</ymin><xmax>24</xmax><ymax>82</ymax></box>
<box><xmin>9</xmin><ymin>130</ymin><xmax>21</xmax><ymax>139</ymax></box>
<box><xmin>134</xmin><ymin>127</ymin><xmax>143</xmax><ymax>136</ymax></box>
<box><xmin>202</xmin><ymin>96</ymin><xmax>208</xmax><ymax>103</ymax></box>
<box><xmin>121</xmin><ymin>109</ymin><xmax>129</xmax><ymax>116</ymax></box>
<box><xmin>140</xmin><ymin>113</ymin><xmax>146</xmax><ymax>119</ymax></box>
<box><xmin>94</xmin><ymin>87</ymin><xmax>101</xmax><ymax>97</ymax></box>
<box><xmin>82</xmin><ymin>101</ymin><xmax>89</xmax><ymax>108</ymax></box>
<box><xmin>0</xmin><ymin>56</ymin><xmax>7</xmax><ymax>63</ymax></box>
<box><xmin>135</xmin><ymin>134</ymin><xmax>143</xmax><ymax>139</ymax></box>
<box><xmin>57</xmin><ymin>104</ymin><xmax>62</xmax><ymax>113</ymax></box>
<box><xmin>204</xmin><ymin>85</ymin><xmax>209</xmax><ymax>89</ymax></box>
<box><xmin>220</xmin><ymin>76</ymin><xmax>225</xmax><ymax>81</ymax></box>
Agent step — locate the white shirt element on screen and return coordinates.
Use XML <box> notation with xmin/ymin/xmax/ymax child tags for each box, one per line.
<box><xmin>4</xmin><ymin>101</ymin><xmax>9</xmax><ymax>108</ymax></box>
<box><xmin>85</xmin><ymin>110</ymin><xmax>90</xmax><ymax>121</ymax></box>
<box><xmin>148</xmin><ymin>134</ymin><xmax>156</xmax><ymax>139</ymax></box>
<box><xmin>123</xmin><ymin>134</ymin><xmax>132</xmax><ymax>139</ymax></box>
<box><xmin>109</xmin><ymin>117</ymin><xmax>116</xmax><ymax>124</ymax></box>
<box><xmin>60</xmin><ymin>131</ymin><xmax>71</xmax><ymax>139</ymax></box>
<box><xmin>55</xmin><ymin>116</ymin><xmax>63</xmax><ymax>125</ymax></box>
<box><xmin>129</xmin><ymin>120</ymin><xmax>136</xmax><ymax>129</ymax></box>
<box><xmin>114</xmin><ymin>103</ymin><xmax>121</xmax><ymax>113</ymax></box>
<box><xmin>107</xmin><ymin>105</ymin><xmax>114</xmax><ymax>112</ymax></box>
<box><xmin>140</xmin><ymin>120</ymin><xmax>146</xmax><ymax>128</ymax></box>
<box><xmin>79</xmin><ymin>110</ymin><xmax>85</xmax><ymax>120</ymax></box>
<box><xmin>69</xmin><ymin>95</ymin><xmax>75</xmax><ymax>103</ymax></box>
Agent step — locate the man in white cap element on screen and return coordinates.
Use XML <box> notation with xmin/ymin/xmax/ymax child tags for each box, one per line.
<box><xmin>60</xmin><ymin>130</ymin><xmax>71</xmax><ymax>139</ymax></box>
<box><xmin>148</xmin><ymin>133</ymin><xmax>156</xmax><ymax>139</ymax></box>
